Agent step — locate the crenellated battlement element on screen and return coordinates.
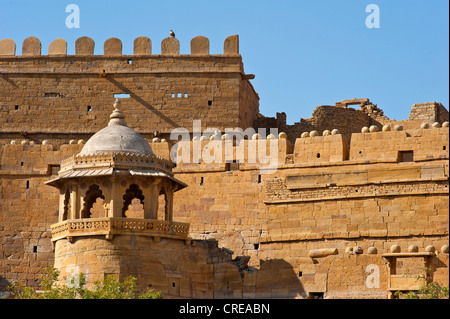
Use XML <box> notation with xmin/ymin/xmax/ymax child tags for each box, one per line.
<box><xmin>0</xmin><ymin>35</ymin><xmax>240</xmax><ymax>57</ymax></box>
<box><xmin>0</xmin><ymin>34</ymin><xmax>258</xmax><ymax>135</ymax></box>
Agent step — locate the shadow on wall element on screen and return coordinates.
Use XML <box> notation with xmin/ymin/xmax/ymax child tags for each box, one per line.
<box><xmin>245</xmin><ymin>259</ymin><xmax>306</xmax><ymax>299</ymax></box>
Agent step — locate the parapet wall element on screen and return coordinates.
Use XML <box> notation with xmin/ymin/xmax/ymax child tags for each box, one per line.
<box><xmin>255</xmin><ymin>104</ymin><xmax>376</xmax><ymax>145</ymax></box>
<box><xmin>350</xmin><ymin>124</ymin><xmax>449</xmax><ymax>163</ymax></box>
<box><xmin>0</xmin><ymin>35</ymin><xmax>240</xmax><ymax>56</ymax></box>
<box><xmin>1</xmin><ymin>122</ymin><xmax>448</xmax><ymax>173</ymax></box>
<box><xmin>171</xmin><ymin>122</ymin><xmax>449</xmax><ymax>171</ymax></box>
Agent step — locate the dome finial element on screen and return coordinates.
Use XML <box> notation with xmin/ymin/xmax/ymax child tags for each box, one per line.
<box><xmin>109</xmin><ymin>98</ymin><xmax>127</xmax><ymax>126</ymax></box>
<box><xmin>113</xmin><ymin>98</ymin><xmax>120</xmax><ymax>108</ymax></box>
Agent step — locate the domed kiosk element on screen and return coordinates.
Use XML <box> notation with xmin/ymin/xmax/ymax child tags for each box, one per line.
<box><xmin>46</xmin><ymin>99</ymin><xmax>192</xmax><ymax>288</ymax></box>
<box><xmin>47</xmin><ymin>99</ymin><xmax>186</xmax><ymax>227</ymax></box>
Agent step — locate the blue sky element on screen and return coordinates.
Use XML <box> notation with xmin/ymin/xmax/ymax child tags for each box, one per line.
<box><xmin>0</xmin><ymin>0</ymin><xmax>448</xmax><ymax>123</ymax></box>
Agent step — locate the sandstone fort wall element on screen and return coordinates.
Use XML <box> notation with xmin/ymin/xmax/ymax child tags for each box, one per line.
<box><xmin>1</xmin><ymin>123</ymin><xmax>447</xmax><ymax>297</ymax></box>
<box><xmin>0</xmin><ymin>35</ymin><xmax>448</xmax><ymax>298</ymax></box>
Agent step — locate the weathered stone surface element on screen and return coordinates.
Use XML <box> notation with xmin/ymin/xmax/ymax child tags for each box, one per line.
<box><xmin>223</xmin><ymin>35</ymin><xmax>239</xmax><ymax>55</ymax></box>
<box><xmin>0</xmin><ymin>38</ymin><xmax>16</xmax><ymax>56</ymax></box>
<box><xmin>22</xmin><ymin>36</ymin><xmax>41</xmax><ymax>55</ymax></box>
<box><xmin>309</xmin><ymin>248</ymin><xmax>338</xmax><ymax>258</ymax></box>
<box><xmin>75</xmin><ymin>36</ymin><xmax>95</xmax><ymax>55</ymax></box>
<box><xmin>408</xmin><ymin>245</ymin><xmax>418</xmax><ymax>252</ymax></box>
<box><xmin>104</xmin><ymin>37</ymin><xmax>122</xmax><ymax>55</ymax></box>
<box><xmin>426</xmin><ymin>245</ymin><xmax>436</xmax><ymax>253</ymax></box>
<box><xmin>48</xmin><ymin>38</ymin><xmax>67</xmax><ymax>56</ymax></box>
<box><xmin>190</xmin><ymin>36</ymin><xmax>209</xmax><ymax>55</ymax></box>
<box><xmin>161</xmin><ymin>37</ymin><xmax>179</xmax><ymax>55</ymax></box>
<box><xmin>133</xmin><ymin>36</ymin><xmax>152</xmax><ymax>55</ymax></box>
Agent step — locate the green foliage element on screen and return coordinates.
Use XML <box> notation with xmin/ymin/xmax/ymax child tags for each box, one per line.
<box><xmin>82</xmin><ymin>274</ymin><xmax>162</xmax><ymax>299</ymax></box>
<box><xmin>413</xmin><ymin>282</ymin><xmax>449</xmax><ymax>299</ymax></box>
<box><xmin>395</xmin><ymin>267</ymin><xmax>449</xmax><ymax>299</ymax></box>
<box><xmin>5</xmin><ymin>267</ymin><xmax>162</xmax><ymax>299</ymax></box>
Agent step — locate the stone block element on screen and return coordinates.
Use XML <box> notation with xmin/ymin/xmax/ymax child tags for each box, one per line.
<box><xmin>48</xmin><ymin>38</ymin><xmax>67</xmax><ymax>56</ymax></box>
<box><xmin>22</xmin><ymin>37</ymin><xmax>41</xmax><ymax>56</ymax></box>
<box><xmin>133</xmin><ymin>36</ymin><xmax>152</xmax><ymax>55</ymax></box>
<box><xmin>161</xmin><ymin>37</ymin><xmax>179</xmax><ymax>55</ymax></box>
<box><xmin>223</xmin><ymin>35</ymin><xmax>239</xmax><ymax>55</ymax></box>
<box><xmin>0</xmin><ymin>38</ymin><xmax>16</xmax><ymax>56</ymax></box>
<box><xmin>104</xmin><ymin>37</ymin><xmax>122</xmax><ymax>55</ymax></box>
<box><xmin>75</xmin><ymin>36</ymin><xmax>95</xmax><ymax>55</ymax></box>
<box><xmin>190</xmin><ymin>36</ymin><xmax>209</xmax><ymax>55</ymax></box>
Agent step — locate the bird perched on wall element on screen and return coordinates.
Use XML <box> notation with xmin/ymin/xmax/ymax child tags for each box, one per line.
<box><xmin>170</xmin><ymin>30</ymin><xmax>175</xmax><ymax>37</ymax></box>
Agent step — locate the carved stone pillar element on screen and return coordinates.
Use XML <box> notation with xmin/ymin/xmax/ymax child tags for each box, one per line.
<box><xmin>59</xmin><ymin>189</ymin><xmax>65</xmax><ymax>222</ymax></box>
<box><xmin>142</xmin><ymin>181</ymin><xmax>152</xmax><ymax>219</ymax></box>
<box><xmin>165</xmin><ymin>188</ymin><xmax>174</xmax><ymax>222</ymax></box>
<box><xmin>148</xmin><ymin>178</ymin><xmax>161</xmax><ymax>219</ymax></box>
<box><xmin>71</xmin><ymin>184</ymin><xmax>78</xmax><ymax>219</ymax></box>
<box><xmin>110</xmin><ymin>178</ymin><xmax>121</xmax><ymax>218</ymax></box>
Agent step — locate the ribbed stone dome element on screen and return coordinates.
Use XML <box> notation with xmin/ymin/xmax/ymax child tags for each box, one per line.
<box><xmin>78</xmin><ymin>99</ymin><xmax>154</xmax><ymax>156</ymax></box>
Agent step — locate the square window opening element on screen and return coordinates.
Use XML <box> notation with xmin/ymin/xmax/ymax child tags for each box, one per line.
<box><xmin>398</xmin><ymin>150</ymin><xmax>414</xmax><ymax>162</ymax></box>
<box><xmin>114</xmin><ymin>93</ymin><xmax>130</xmax><ymax>99</ymax></box>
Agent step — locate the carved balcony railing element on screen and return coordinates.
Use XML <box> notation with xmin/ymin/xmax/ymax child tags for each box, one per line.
<box><xmin>51</xmin><ymin>217</ymin><xmax>190</xmax><ymax>242</ymax></box>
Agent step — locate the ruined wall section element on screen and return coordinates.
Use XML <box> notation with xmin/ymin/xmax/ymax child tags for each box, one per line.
<box><xmin>255</xmin><ymin>99</ymin><xmax>450</xmax><ymax>147</ymax></box>
<box><xmin>255</xmin><ymin>104</ymin><xmax>374</xmax><ymax>145</ymax></box>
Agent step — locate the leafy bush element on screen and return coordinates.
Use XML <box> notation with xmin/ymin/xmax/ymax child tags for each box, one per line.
<box><xmin>5</xmin><ymin>267</ymin><xmax>162</xmax><ymax>299</ymax></box>
<box><xmin>395</xmin><ymin>267</ymin><xmax>449</xmax><ymax>299</ymax></box>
